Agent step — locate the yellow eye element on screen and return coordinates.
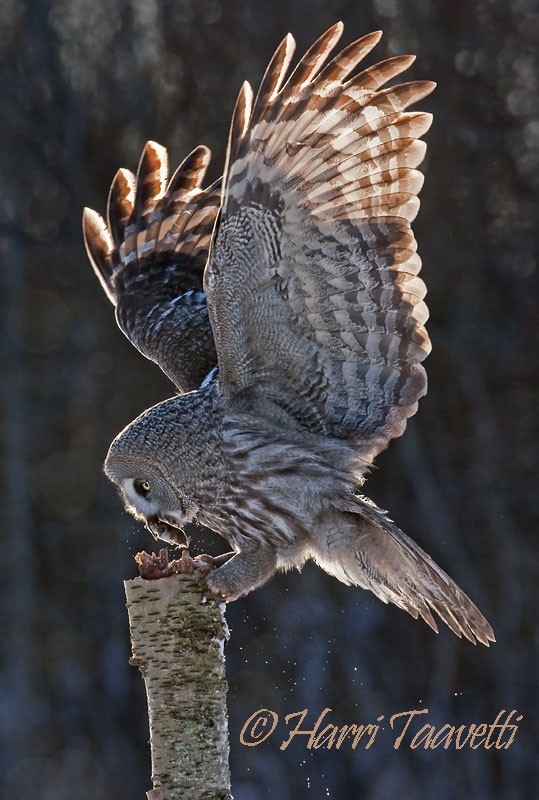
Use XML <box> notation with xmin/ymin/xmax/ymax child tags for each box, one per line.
<box><xmin>134</xmin><ymin>478</ymin><xmax>151</xmax><ymax>496</ymax></box>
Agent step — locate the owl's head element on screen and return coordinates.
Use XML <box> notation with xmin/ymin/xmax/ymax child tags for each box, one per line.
<box><xmin>106</xmin><ymin>457</ymin><xmax>199</xmax><ymax>547</ymax></box>
<box><xmin>103</xmin><ymin>397</ymin><xmax>207</xmax><ymax>546</ymax></box>
<box><xmin>103</xmin><ymin>388</ymin><xmax>223</xmax><ymax>544</ymax></box>
<box><xmin>105</xmin><ymin>453</ymin><xmax>199</xmax><ymax>546</ymax></box>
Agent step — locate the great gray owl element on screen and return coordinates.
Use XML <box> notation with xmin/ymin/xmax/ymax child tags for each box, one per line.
<box><xmin>83</xmin><ymin>23</ymin><xmax>495</xmax><ymax>646</ymax></box>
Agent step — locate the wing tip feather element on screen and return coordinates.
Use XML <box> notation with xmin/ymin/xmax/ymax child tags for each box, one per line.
<box><xmin>223</xmin><ymin>80</ymin><xmax>254</xmax><ymax>187</ymax></box>
<box><xmin>82</xmin><ymin>207</ymin><xmax>116</xmax><ymax>304</ymax></box>
<box><xmin>107</xmin><ymin>167</ymin><xmax>135</xmax><ymax>242</ymax></box>
<box><xmin>132</xmin><ymin>141</ymin><xmax>169</xmax><ymax>222</ymax></box>
<box><xmin>168</xmin><ymin>144</ymin><xmax>213</xmax><ymax>196</ymax></box>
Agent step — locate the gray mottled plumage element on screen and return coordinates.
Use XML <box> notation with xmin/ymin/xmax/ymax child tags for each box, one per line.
<box><xmin>86</xmin><ymin>23</ymin><xmax>495</xmax><ymax>646</ymax></box>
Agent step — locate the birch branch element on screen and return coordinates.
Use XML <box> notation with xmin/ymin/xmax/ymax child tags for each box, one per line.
<box><xmin>124</xmin><ymin>551</ymin><xmax>232</xmax><ymax>800</ymax></box>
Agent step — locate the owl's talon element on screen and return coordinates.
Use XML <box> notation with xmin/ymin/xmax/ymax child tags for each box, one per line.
<box><xmin>194</xmin><ymin>551</ymin><xmax>235</xmax><ymax>568</ymax></box>
<box><xmin>206</xmin><ymin>571</ymin><xmax>242</xmax><ymax>602</ymax></box>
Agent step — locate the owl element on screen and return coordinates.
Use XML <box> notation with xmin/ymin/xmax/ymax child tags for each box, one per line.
<box><xmin>83</xmin><ymin>24</ymin><xmax>495</xmax><ymax>646</ymax></box>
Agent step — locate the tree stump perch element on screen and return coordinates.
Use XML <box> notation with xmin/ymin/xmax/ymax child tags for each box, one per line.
<box><xmin>124</xmin><ymin>552</ymin><xmax>232</xmax><ymax>800</ymax></box>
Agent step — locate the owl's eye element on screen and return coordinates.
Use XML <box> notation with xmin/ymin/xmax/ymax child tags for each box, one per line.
<box><xmin>133</xmin><ymin>478</ymin><xmax>151</xmax><ymax>497</ymax></box>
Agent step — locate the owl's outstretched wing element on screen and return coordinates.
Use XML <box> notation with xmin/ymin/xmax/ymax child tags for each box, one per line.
<box><xmin>206</xmin><ymin>24</ymin><xmax>433</xmax><ymax>463</ymax></box>
<box><xmin>84</xmin><ymin>142</ymin><xmax>220</xmax><ymax>393</ymax></box>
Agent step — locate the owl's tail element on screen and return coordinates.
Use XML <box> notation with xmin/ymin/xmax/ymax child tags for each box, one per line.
<box><xmin>313</xmin><ymin>495</ymin><xmax>495</xmax><ymax>646</ymax></box>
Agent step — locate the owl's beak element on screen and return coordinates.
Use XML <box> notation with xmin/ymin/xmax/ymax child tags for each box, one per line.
<box><xmin>145</xmin><ymin>515</ymin><xmax>189</xmax><ymax>548</ymax></box>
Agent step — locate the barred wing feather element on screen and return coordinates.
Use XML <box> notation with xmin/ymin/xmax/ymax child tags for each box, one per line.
<box><xmin>83</xmin><ymin>142</ymin><xmax>220</xmax><ymax>393</ymax></box>
<box><xmin>206</xmin><ymin>23</ymin><xmax>434</xmax><ymax>462</ymax></box>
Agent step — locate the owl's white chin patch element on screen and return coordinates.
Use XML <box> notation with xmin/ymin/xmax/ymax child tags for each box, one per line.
<box><xmin>122</xmin><ymin>496</ymin><xmax>159</xmax><ymax>521</ymax></box>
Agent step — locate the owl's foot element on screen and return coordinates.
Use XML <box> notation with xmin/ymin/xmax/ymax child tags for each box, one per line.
<box><xmin>205</xmin><ymin>545</ymin><xmax>277</xmax><ymax>601</ymax></box>
<box><xmin>206</xmin><ymin>570</ymin><xmax>244</xmax><ymax>601</ymax></box>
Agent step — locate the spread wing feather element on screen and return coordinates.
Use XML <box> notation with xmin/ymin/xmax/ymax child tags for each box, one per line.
<box><xmin>83</xmin><ymin>142</ymin><xmax>220</xmax><ymax>393</ymax></box>
<box><xmin>206</xmin><ymin>23</ymin><xmax>434</xmax><ymax>462</ymax></box>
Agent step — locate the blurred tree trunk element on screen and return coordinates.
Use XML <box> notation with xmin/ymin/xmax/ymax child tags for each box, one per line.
<box><xmin>125</xmin><ymin>571</ymin><xmax>232</xmax><ymax>800</ymax></box>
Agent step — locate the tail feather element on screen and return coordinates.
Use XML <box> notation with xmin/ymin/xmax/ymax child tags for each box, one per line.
<box><xmin>313</xmin><ymin>495</ymin><xmax>495</xmax><ymax>646</ymax></box>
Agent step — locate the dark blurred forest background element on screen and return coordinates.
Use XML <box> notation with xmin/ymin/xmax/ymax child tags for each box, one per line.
<box><xmin>1</xmin><ymin>0</ymin><xmax>538</xmax><ymax>798</ymax></box>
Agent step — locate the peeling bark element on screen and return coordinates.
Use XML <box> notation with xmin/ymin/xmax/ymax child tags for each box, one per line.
<box><xmin>125</xmin><ymin>567</ymin><xmax>232</xmax><ymax>800</ymax></box>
